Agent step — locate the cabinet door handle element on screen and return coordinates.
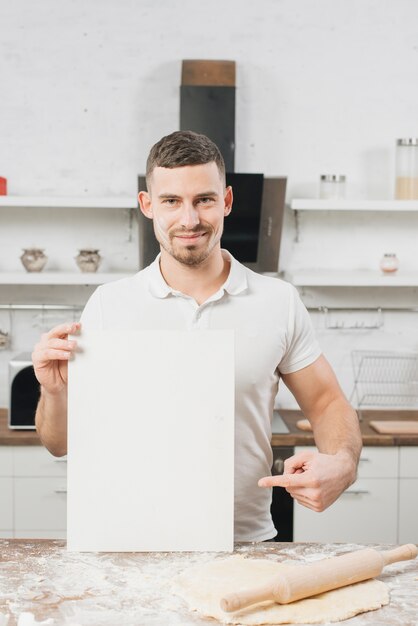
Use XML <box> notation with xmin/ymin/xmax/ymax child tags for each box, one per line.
<box><xmin>54</xmin><ymin>459</ymin><xmax>67</xmax><ymax>463</ymax></box>
<box><xmin>273</xmin><ymin>459</ymin><xmax>284</xmax><ymax>474</ymax></box>
<box><xmin>343</xmin><ymin>489</ymin><xmax>370</xmax><ymax>495</ymax></box>
<box><xmin>359</xmin><ymin>458</ymin><xmax>370</xmax><ymax>462</ymax></box>
<box><xmin>54</xmin><ymin>488</ymin><xmax>67</xmax><ymax>494</ymax></box>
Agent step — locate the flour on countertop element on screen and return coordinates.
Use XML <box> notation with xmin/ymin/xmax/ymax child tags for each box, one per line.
<box><xmin>0</xmin><ymin>541</ymin><xmax>417</xmax><ymax>626</ymax></box>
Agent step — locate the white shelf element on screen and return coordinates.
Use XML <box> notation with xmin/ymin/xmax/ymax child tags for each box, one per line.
<box><xmin>0</xmin><ymin>196</ymin><xmax>137</xmax><ymax>209</ymax></box>
<box><xmin>290</xmin><ymin>199</ymin><xmax>418</xmax><ymax>211</ymax></box>
<box><xmin>285</xmin><ymin>269</ymin><xmax>418</xmax><ymax>287</ymax></box>
<box><xmin>0</xmin><ymin>272</ymin><xmax>133</xmax><ymax>285</ymax></box>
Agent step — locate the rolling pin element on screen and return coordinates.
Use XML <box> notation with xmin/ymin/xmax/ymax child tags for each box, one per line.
<box><xmin>220</xmin><ymin>543</ymin><xmax>417</xmax><ymax>613</ymax></box>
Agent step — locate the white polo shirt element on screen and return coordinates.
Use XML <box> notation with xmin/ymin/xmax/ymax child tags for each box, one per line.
<box><xmin>80</xmin><ymin>251</ymin><xmax>321</xmax><ymax>542</ymax></box>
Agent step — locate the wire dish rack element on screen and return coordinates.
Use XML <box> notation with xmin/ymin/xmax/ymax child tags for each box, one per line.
<box><xmin>351</xmin><ymin>350</ymin><xmax>418</xmax><ymax>418</ymax></box>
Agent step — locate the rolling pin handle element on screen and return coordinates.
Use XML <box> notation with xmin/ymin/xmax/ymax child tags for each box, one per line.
<box><xmin>381</xmin><ymin>543</ymin><xmax>418</xmax><ymax>566</ymax></box>
<box><xmin>220</xmin><ymin>593</ymin><xmax>243</xmax><ymax>613</ymax></box>
<box><xmin>220</xmin><ymin>582</ymin><xmax>280</xmax><ymax>613</ymax></box>
<box><xmin>220</xmin><ymin>576</ymin><xmax>288</xmax><ymax>613</ymax></box>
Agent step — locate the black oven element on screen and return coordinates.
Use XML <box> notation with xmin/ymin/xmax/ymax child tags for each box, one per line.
<box><xmin>9</xmin><ymin>352</ymin><xmax>40</xmax><ymax>429</ymax></box>
<box><xmin>270</xmin><ymin>446</ymin><xmax>294</xmax><ymax>541</ymax></box>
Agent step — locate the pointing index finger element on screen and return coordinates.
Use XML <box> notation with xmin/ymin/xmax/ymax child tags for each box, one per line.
<box><xmin>258</xmin><ymin>473</ymin><xmax>308</xmax><ymax>489</ymax></box>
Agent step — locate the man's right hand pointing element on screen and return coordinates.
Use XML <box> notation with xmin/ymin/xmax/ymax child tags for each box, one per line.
<box><xmin>258</xmin><ymin>449</ymin><xmax>357</xmax><ymax>512</ymax></box>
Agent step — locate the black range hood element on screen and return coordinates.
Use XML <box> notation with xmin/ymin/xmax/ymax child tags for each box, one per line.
<box><xmin>180</xmin><ymin>59</ymin><xmax>236</xmax><ymax>172</ymax></box>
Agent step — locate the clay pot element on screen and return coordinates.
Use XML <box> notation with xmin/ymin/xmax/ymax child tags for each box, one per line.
<box><xmin>75</xmin><ymin>249</ymin><xmax>102</xmax><ymax>273</ymax></box>
<box><xmin>20</xmin><ymin>248</ymin><xmax>48</xmax><ymax>272</ymax></box>
<box><xmin>0</xmin><ymin>330</ymin><xmax>9</xmax><ymax>349</ymax></box>
<box><xmin>380</xmin><ymin>253</ymin><xmax>399</xmax><ymax>274</ymax></box>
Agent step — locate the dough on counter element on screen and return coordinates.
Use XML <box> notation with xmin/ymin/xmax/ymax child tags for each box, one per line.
<box><xmin>172</xmin><ymin>555</ymin><xmax>389</xmax><ymax>624</ymax></box>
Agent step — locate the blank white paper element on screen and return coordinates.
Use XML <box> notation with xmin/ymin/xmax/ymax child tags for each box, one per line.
<box><xmin>67</xmin><ymin>329</ymin><xmax>234</xmax><ymax>552</ymax></box>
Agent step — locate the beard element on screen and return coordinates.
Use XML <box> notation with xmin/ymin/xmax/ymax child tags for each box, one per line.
<box><xmin>158</xmin><ymin>223</ymin><xmax>220</xmax><ymax>266</ymax></box>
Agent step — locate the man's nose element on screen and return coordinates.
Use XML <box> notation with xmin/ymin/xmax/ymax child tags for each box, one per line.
<box><xmin>179</xmin><ymin>202</ymin><xmax>200</xmax><ymax>229</ymax></box>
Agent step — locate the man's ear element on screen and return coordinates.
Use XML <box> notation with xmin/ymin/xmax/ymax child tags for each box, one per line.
<box><xmin>224</xmin><ymin>185</ymin><xmax>233</xmax><ymax>216</ymax></box>
<box><xmin>138</xmin><ymin>191</ymin><xmax>153</xmax><ymax>219</ymax></box>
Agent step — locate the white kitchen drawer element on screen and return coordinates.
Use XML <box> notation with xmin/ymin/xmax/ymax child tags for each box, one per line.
<box><xmin>14</xmin><ymin>530</ymin><xmax>66</xmax><ymax>539</ymax></box>
<box><xmin>398</xmin><ymin>478</ymin><xmax>418</xmax><ymax>543</ymax></box>
<box><xmin>295</xmin><ymin>446</ymin><xmax>398</xmax><ymax>478</ymax></box>
<box><xmin>14</xmin><ymin>477</ymin><xmax>67</xmax><ymax>530</ymax></box>
<box><xmin>356</xmin><ymin>447</ymin><xmax>399</xmax><ymax>478</ymax></box>
<box><xmin>293</xmin><ymin>478</ymin><xmax>398</xmax><ymax>543</ymax></box>
<box><xmin>399</xmin><ymin>447</ymin><xmax>418</xmax><ymax>478</ymax></box>
<box><xmin>13</xmin><ymin>446</ymin><xmax>67</xmax><ymax>477</ymax></box>
<box><xmin>0</xmin><ymin>477</ymin><xmax>13</xmax><ymax>529</ymax></box>
<box><xmin>0</xmin><ymin>447</ymin><xmax>13</xmax><ymax>476</ymax></box>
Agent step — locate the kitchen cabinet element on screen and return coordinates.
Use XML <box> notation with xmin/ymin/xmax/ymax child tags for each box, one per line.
<box><xmin>0</xmin><ymin>445</ymin><xmax>67</xmax><ymax>539</ymax></box>
<box><xmin>294</xmin><ymin>477</ymin><xmax>398</xmax><ymax>543</ymax></box>
<box><xmin>399</xmin><ymin>445</ymin><xmax>418</xmax><ymax>475</ymax></box>
<box><xmin>14</xmin><ymin>447</ymin><xmax>67</xmax><ymax>538</ymax></box>
<box><xmin>0</xmin><ymin>446</ymin><xmax>13</xmax><ymax>474</ymax></box>
<box><xmin>0</xmin><ymin>448</ymin><xmax>13</xmax><ymax>532</ymax></box>
<box><xmin>13</xmin><ymin>446</ymin><xmax>67</xmax><ymax>477</ymax></box>
<box><xmin>1</xmin><ymin>443</ymin><xmax>416</xmax><ymax>541</ymax></box>
<box><xmin>14</xmin><ymin>477</ymin><xmax>66</xmax><ymax>537</ymax></box>
<box><xmin>0</xmin><ymin>478</ymin><xmax>13</xmax><ymax>531</ymax></box>
<box><xmin>293</xmin><ymin>446</ymin><xmax>417</xmax><ymax>543</ymax></box>
<box><xmin>398</xmin><ymin>446</ymin><xmax>418</xmax><ymax>543</ymax></box>
<box><xmin>399</xmin><ymin>479</ymin><xmax>418</xmax><ymax>543</ymax></box>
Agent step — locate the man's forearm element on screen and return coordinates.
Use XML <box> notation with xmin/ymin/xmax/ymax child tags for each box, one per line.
<box><xmin>35</xmin><ymin>388</ymin><xmax>68</xmax><ymax>457</ymax></box>
<box><xmin>308</xmin><ymin>397</ymin><xmax>362</xmax><ymax>481</ymax></box>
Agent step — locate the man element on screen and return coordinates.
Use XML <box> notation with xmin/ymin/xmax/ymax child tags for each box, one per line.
<box><xmin>33</xmin><ymin>130</ymin><xmax>362</xmax><ymax>542</ymax></box>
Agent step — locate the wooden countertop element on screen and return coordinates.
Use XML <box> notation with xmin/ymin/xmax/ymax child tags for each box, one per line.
<box><xmin>272</xmin><ymin>409</ymin><xmax>418</xmax><ymax>447</ymax></box>
<box><xmin>0</xmin><ymin>409</ymin><xmax>41</xmax><ymax>445</ymax></box>
<box><xmin>0</xmin><ymin>539</ymin><xmax>417</xmax><ymax>626</ymax></box>
<box><xmin>2</xmin><ymin>407</ymin><xmax>418</xmax><ymax>447</ymax></box>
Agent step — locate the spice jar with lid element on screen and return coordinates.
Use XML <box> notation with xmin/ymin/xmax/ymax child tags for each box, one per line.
<box><xmin>380</xmin><ymin>253</ymin><xmax>399</xmax><ymax>274</ymax></box>
<box><xmin>319</xmin><ymin>175</ymin><xmax>346</xmax><ymax>200</ymax></box>
<box><xmin>395</xmin><ymin>138</ymin><xmax>418</xmax><ymax>199</ymax></box>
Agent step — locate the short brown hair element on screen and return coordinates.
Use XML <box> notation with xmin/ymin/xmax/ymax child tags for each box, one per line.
<box><xmin>145</xmin><ymin>130</ymin><xmax>226</xmax><ymax>190</ymax></box>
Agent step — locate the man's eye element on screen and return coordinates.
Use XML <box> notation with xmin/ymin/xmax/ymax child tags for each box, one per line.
<box><xmin>163</xmin><ymin>198</ymin><xmax>178</xmax><ymax>205</ymax></box>
<box><xmin>198</xmin><ymin>197</ymin><xmax>213</xmax><ymax>204</ymax></box>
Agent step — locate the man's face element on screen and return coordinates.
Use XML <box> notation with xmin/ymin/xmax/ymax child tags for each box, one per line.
<box><xmin>139</xmin><ymin>162</ymin><xmax>232</xmax><ymax>266</ymax></box>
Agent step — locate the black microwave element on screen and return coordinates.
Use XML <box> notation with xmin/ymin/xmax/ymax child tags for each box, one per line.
<box><xmin>9</xmin><ymin>352</ymin><xmax>40</xmax><ymax>429</ymax></box>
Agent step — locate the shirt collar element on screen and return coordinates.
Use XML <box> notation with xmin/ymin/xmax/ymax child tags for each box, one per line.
<box><xmin>221</xmin><ymin>250</ymin><xmax>248</xmax><ymax>295</ymax></box>
<box><xmin>146</xmin><ymin>250</ymin><xmax>248</xmax><ymax>299</ymax></box>
<box><xmin>147</xmin><ymin>253</ymin><xmax>171</xmax><ymax>298</ymax></box>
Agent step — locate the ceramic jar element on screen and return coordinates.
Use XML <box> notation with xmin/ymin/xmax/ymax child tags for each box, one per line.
<box><xmin>395</xmin><ymin>138</ymin><xmax>418</xmax><ymax>199</ymax></box>
<box><xmin>75</xmin><ymin>249</ymin><xmax>102</xmax><ymax>272</ymax></box>
<box><xmin>380</xmin><ymin>253</ymin><xmax>399</xmax><ymax>274</ymax></box>
<box><xmin>20</xmin><ymin>248</ymin><xmax>48</xmax><ymax>272</ymax></box>
<box><xmin>0</xmin><ymin>330</ymin><xmax>9</xmax><ymax>349</ymax></box>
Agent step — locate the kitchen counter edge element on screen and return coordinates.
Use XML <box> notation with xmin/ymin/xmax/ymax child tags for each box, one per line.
<box><xmin>1</xmin><ymin>408</ymin><xmax>418</xmax><ymax>447</ymax></box>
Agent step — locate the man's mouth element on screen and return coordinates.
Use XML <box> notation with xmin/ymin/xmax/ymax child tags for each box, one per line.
<box><xmin>174</xmin><ymin>232</ymin><xmax>206</xmax><ymax>241</ymax></box>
